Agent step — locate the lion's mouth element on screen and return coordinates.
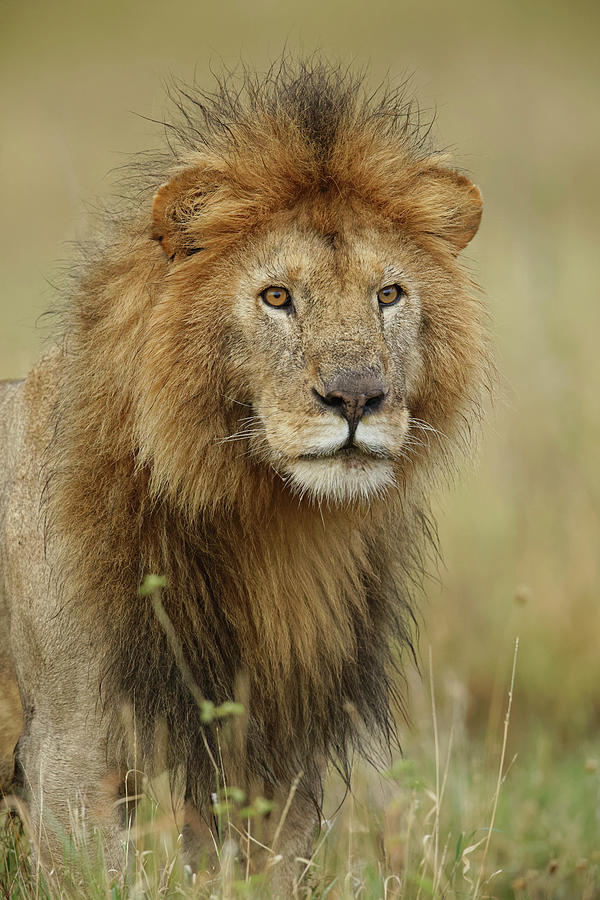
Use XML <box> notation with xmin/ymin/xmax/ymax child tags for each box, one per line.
<box><xmin>298</xmin><ymin>445</ymin><xmax>385</xmax><ymax>462</ymax></box>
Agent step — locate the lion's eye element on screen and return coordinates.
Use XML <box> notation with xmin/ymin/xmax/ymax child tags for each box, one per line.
<box><xmin>377</xmin><ymin>284</ymin><xmax>405</xmax><ymax>307</ymax></box>
<box><xmin>261</xmin><ymin>286</ymin><xmax>292</xmax><ymax>309</ymax></box>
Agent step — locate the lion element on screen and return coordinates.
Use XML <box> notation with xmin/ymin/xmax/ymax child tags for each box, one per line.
<box><xmin>0</xmin><ymin>62</ymin><xmax>488</xmax><ymax>893</ymax></box>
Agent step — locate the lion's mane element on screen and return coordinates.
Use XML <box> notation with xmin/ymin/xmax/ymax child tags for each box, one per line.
<box><xmin>47</xmin><ymin>61</ymin><xmax>488</xmax><ymax>812</ymax></box>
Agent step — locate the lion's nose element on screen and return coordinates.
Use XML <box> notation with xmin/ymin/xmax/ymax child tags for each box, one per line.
<box><xmin>314</xmin><ymin>371</ymin><xmax>387</xmax><ymax>432</ymax></box>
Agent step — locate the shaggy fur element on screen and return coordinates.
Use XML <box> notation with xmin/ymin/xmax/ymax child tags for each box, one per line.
<box><xmin>0</xmin><ymin>60</ymin><xmax>488</xmax><ymax>885</ymax></box>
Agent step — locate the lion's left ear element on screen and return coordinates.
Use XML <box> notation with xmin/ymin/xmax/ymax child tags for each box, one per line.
<box><xmin>419</xmin><ymin>167</ymin><xmax>483</xmax><ymax>252</ymax></box>
<box><xmin>151</xmin><ymin>168</ymin><xmax>205</xmax><ymax>260</ymax></box>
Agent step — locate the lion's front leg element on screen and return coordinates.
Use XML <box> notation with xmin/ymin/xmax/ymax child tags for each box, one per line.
<box><xmin>260</xmin><ymin>784</ymin><xmax>320</xmax><ymax>898</ymax></box>
<box><xmin>16</xmin><ymin>705</ymin><xmax>129</xmax><ymax>877</ymax></box>
<box><xmin>183</xmin><ymin>777</ymin><xmax>320</xmax><ymax>897</ymax></box>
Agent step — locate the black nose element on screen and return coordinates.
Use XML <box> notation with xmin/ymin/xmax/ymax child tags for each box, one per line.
<box><xmin>315</xmin><ymin>371</ymin><xmax>387</xmax><ymax>434</ymax></box>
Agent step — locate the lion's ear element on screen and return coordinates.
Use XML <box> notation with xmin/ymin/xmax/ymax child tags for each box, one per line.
<box><xmin>151</xmin><ymin>169</ymin><xmax>205</xmax><ymax>259</ymax></box>
<box><xmin>419</xmin><ymin>167</ymin><xmax>483</xmax><ymax>252</ymax></box>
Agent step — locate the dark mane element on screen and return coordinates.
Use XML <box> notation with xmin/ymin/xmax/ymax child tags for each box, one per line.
<box><xmin>165</xmin><ymin>59</ymin><xmax>432</xmax><ymax>157</ymax></box>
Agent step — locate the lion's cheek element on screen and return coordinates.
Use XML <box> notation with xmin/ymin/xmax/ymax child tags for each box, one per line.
<box><xmin>257</xmin><ymin>403</ymin><xmax>348</xmax><ymax>461</ymax></box>
<box><xmin>354</xmin><ymin>408</ymin><xmax>409</xmax><ymax>455</ymax></box>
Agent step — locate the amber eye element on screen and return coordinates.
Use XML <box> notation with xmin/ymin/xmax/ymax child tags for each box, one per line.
<box><xmin>377</xmin><ymin>284</ymin><xmax>404</xmax><ymax>307</ymax></box>
<box><xmin>261</xmin><ymin>286</ymin><xmax>292</xmax><ymax>308</ymax></box>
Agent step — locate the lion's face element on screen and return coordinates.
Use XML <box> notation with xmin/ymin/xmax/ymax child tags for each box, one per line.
<box><xmin>226</xmin><ymin>214</ymin><xmax>426</xmax><ymax>503</ymax></box>
<box><xmin>145</xmin><ymin>140</ymin><xmax>483</xmax><ymax>513</ymax></box>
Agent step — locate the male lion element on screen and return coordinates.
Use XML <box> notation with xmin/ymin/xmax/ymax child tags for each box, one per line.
<box><xmin>0</xmin><ymin>63</ymin><xmax>487</xmax><ymax>892</ymax></box>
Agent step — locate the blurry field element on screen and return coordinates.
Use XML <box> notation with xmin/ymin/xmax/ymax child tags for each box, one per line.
<box><xmin>1</xmin><ymin>0</ymin><xmax>599</xmax><ymax>896</ymax></box>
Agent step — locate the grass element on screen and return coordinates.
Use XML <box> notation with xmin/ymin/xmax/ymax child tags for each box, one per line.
<box><xmin>2</xmin><ymin>642</ymin><xmax>599</xmax><ymax>898</ymax></box>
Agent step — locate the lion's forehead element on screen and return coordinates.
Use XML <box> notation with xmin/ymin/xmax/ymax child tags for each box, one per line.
<box><xmin>242</xmin><ymin>220</ymin><xmax>413</xmax><ymax>298</ymax></box>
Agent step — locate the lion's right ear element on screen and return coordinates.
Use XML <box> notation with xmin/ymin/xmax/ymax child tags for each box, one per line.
<box><xmin>151</xmin><ymin>169</ymin><xmax>205</xmax><ymax>260</ymax></box>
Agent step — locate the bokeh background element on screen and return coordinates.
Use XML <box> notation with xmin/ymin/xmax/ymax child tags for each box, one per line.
<box><xmin>2</xmin><ymin>0</ymin><xmax>599</xmax><ymax>893</ymax></box>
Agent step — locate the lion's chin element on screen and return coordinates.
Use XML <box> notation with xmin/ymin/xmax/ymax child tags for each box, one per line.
<box><xmin>281</xmin><ymin>455</ymin><xmax>396</xmax><ymax>504</ymax></box>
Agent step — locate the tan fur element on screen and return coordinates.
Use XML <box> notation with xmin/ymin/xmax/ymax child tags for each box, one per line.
<box><xmin>0</xmin><ymin>379</ymin><xmax>25</xmax><ymax>791</ymax></box>
<box><xmin>0</xmin><ymin>63</ymin><xmax>489</xmax><ymax>892</ymax></box>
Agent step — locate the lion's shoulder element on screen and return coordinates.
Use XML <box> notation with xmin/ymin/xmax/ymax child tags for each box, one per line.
<box><xmin>0</xmin><ymin>348</ymin><xmax>62</xmax><ymax>554</ymax></box>
<box><xmin>21</xmin><ymin>348</ymin><xmax>63</xmax><ymax>452</ymax></box>
<box><xmin>2</xmin><ymin>346</ymin><xmax>62</xmax><ymax>443</ymax></box>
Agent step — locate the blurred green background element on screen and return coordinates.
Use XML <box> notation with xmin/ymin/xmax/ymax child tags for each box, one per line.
<box><xmin>1</xmin><ymin>0</ymin><xmax>599</xmax><ymax>888</ymax></box>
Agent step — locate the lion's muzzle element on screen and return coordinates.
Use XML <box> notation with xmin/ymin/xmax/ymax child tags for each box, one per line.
<box><xmin>313</xmin><ymin>369</ymin><xmax>387</xmax><ymax>443</ymax></box>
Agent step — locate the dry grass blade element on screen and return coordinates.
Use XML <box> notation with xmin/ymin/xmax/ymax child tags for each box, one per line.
<box><xmin>473</xmin><ymin>636</ymin><xmax>519</xmax><ymax>899</ymax></box>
